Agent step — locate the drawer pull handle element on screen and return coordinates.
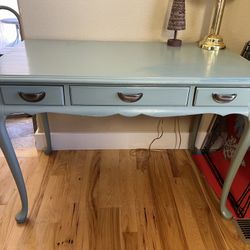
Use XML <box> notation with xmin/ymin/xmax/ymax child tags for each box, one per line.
<box><xmin>212</xmin><ymin>93</ymin><xmax>237</xmax><ymax>103</ymax></box>
<box><xmin>117</xmin><ymin>92</ymin><xmax>143</xmax><ymax>103</ymax></box>
<box><xmin>18</xmin><ymin>91</ymin><xmax>46</xmax><ymax>102</ymax></box>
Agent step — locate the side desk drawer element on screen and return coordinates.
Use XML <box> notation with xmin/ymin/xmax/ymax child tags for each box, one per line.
<box><xmin>194</xmin><ymin>88</ymin><xmax>250</xmax><ymax>106</ymax></box>
<box><xmin>0</xmin><ymin>85</ymin><xmax>64</xmax><ymax>105</ymax></box>
<box><xmin>70</xmin><ymin>86</ymin><xmax>190</xmax><ymax>106</ymax></box>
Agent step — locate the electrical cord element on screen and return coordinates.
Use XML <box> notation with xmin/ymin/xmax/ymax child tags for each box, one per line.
<box><xmin>130</xmin><ymin>117</ymin><xmax>183</xmax><ymax>162</ymax></box>
<box><xmin>177</xmin><ymin>117</ymin><xmax>182</xmax><ymax>149</ymax></box>
<box><xmin>130</xmin><ymin>118</ymin><xmax>164</xmax><ymax>159</ymax></box>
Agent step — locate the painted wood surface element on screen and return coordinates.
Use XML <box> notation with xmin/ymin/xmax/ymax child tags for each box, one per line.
<box><xmin>0</xmin><ymin>40</ymin><xmax>250</xmax><ymax>119</ymax></box>
<box><xmin>0</xmin><ymin>40</ymin><xmax>250</xmax><ymax>85</ymax></box>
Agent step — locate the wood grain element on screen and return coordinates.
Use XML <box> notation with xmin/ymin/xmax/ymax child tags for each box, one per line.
<box><xmin>0</xmin><ymin>119</ymin><xmax>249</xmax><ymax>249</ymax></box>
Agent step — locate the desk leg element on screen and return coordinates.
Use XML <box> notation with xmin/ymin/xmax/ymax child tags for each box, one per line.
<box><xmin>220</xmin><ymin>116</ymin><xmax>250</xmax><ymax>219</ymax></box>
<box><xmin>189</xmin><ymin>114</ymin><xmax>202</xmax><ymax>152</ymax></box>
<box><xmin>40</xmin><ymin>113</ymin><xmax>52</xmax><ymax>155</ymax></box>
<box><xmin>0</xmin><ymin>116</ymin><xmax>28</xmax><ymax>223</ymax></box>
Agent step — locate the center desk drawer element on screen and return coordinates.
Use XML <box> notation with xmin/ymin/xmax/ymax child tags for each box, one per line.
<box><xmin>0</xmin><ymin>85</ymin><xmax>64</xmax><ymax>105</ymax></box>
<box><xmin>70</xmin><ymin>86</ymin><xmax>190</xmax><ymax>106</ymax></box>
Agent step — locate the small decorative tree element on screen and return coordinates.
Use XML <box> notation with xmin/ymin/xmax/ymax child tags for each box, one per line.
<box><xmin>167</xmin><ymin>0</ymin><xmax>186</xmax><ymax>47</ymax></box>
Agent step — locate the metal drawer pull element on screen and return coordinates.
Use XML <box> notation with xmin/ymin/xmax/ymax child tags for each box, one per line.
<box><xmin>18</xmin><ymin>91</ymin><xmax>46</xmax><ymax>102</ymax></box>
<box><xmin>212</xmin><ymin>93</ymin><xmax>237</xmax><ymax>103</ymax></box>
<box><xmin>117</xmin><ymin>92</ymin><xmax>143</xmax><ymax>103</ymax></box>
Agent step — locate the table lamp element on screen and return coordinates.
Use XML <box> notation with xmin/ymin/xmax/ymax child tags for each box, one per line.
<box><xmin>199</xmin><ymin>0</ymin><xmax>226</xmax><ymax>50</ymax></box>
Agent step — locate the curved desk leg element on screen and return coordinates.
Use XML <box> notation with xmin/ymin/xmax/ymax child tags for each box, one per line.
<box><xmin>40</xmin><ymin>113</ymin><xmax>52</xmax><ymax>155</ymax></box>
<box><xmin>0</xmin><ymin>116</ymin><xmax>28</xmax><ymax>223</ymax></box>
<box><xmin>220</xmin><ymin>116</ymin><xmax>250</xmax><ymax>219</ymax></box>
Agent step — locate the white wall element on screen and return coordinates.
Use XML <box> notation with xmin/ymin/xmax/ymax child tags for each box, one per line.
<box><xmin>18</xmin><ymin>0</ymin><xmax>210</xmax><ymax>42</ymax></box>
<box><xmin>221</xmin><ymin>0</ymin><xmax>250</xmax><ymax>53</ymax></box>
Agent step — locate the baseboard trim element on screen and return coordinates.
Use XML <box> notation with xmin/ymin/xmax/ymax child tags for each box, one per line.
<box><xmin>34</xmin><ymin>131</ymin><xmax>190</xmax><ymax>150</ymax></box>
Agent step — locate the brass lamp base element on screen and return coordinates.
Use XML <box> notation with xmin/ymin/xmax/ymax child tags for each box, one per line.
<box><xmin>199</xmin><ymin>34</ymin><xmax>226</xmax><ymax>51</ymax></box>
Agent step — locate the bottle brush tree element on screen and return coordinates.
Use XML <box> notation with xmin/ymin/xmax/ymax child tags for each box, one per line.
<box><xmin>167</xmin><ymin>0</ymin><xmax>186</xmax><ymax>47</ymax></box>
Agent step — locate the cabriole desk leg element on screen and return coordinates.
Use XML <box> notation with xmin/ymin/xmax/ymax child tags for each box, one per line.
<box><xmin>220</xmin><ymin>115</ymin><xmax>250</xmax><ymax>219</ymax></box>
<box><xmin>40</xmin><ymin>113</ymin><xmax>52</xmax><ymax>155</ymax></box>
<box><xmin>0</xmin><ymin>116</ymin><xmax>28</xmax><ymax>223</ymax></box>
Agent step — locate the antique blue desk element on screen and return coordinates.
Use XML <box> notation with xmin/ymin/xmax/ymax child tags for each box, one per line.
<box><xmin>0</xmin><ymin>40</ymin><xmax>250</xmax><ymax>223</ymax></box>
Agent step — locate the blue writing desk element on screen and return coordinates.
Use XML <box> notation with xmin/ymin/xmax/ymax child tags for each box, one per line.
<box><xmin>0</xmin><ymin>40</ymin><xmax>250</xmax><ymax>223</ymax></box>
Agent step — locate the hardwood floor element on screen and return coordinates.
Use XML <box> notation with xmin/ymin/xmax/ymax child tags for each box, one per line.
<box><xmin>0</xmin><ymin>118</ymin><xmax>249</xmax><ymax>249</ymax></box>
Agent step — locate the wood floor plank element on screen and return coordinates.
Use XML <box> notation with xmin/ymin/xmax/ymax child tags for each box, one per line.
<box><xmin>122</xmin><ymin>232</ymin><xmax>138</xmax><ymax>250</ymax></box>
<box><xmin>170</xmin><ymin>177</ymin><xmax>207</xmax><ymax>250</ymax></box>
<box><xmin>96</xmin><ymin>208</ymin><xmax>122</xmax><ymax>250</ymax></box>
<box><xmin>134</xmin><ymin>150</ymin><xmax>154</xmax><ymax>208</ymax></box>
<box><xmin>166</xmin><ymin>151</ymin><xmax>224</xmax><ymax>249</ymax></box>
<box><xmin>36</xmin><ymin>175</ymin><xmax>66</xmax><ymax>223</ymax></box>
<box><xmin>136</xmin><ymin>206</ymin><xmax>163</xmax><ymax>250</ymax></box>
<box><xmin>0</xmin><ymin>161</ymin><xmax>16</xmax><ymax>205</ymax></box>
<box><xmin>0</xmin><ymin>135</ymin><xmax>249</xmax><ymax>249</ymax></box>
<box><xmin>54</xmin><ymin>203</ymin><xmax>86</xmax><ymax>250</ymax></box>
<box><xmin>147</xmin><ymin>151</ymin><xmax>189</xmax><ymax>250</ymax></box>
<box><xmin>0</xmin><ymin>192</ymin><xmax>20</xmax><ymax>249</ymax></box>
<box><xmin>119</xmin><ymin>151</ymin><xmax>138</xmax><ymax>233</ymax></box>
<box><xmin>98</xmin><ymin>150</ymin><xmax>121</xmax><ymax>208</ymax></box>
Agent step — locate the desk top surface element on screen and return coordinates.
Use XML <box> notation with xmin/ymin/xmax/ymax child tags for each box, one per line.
<box><xmin>0</xmin><ymin>40</ymin><xmax>250</xmax><ymax>85</ymax></box>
